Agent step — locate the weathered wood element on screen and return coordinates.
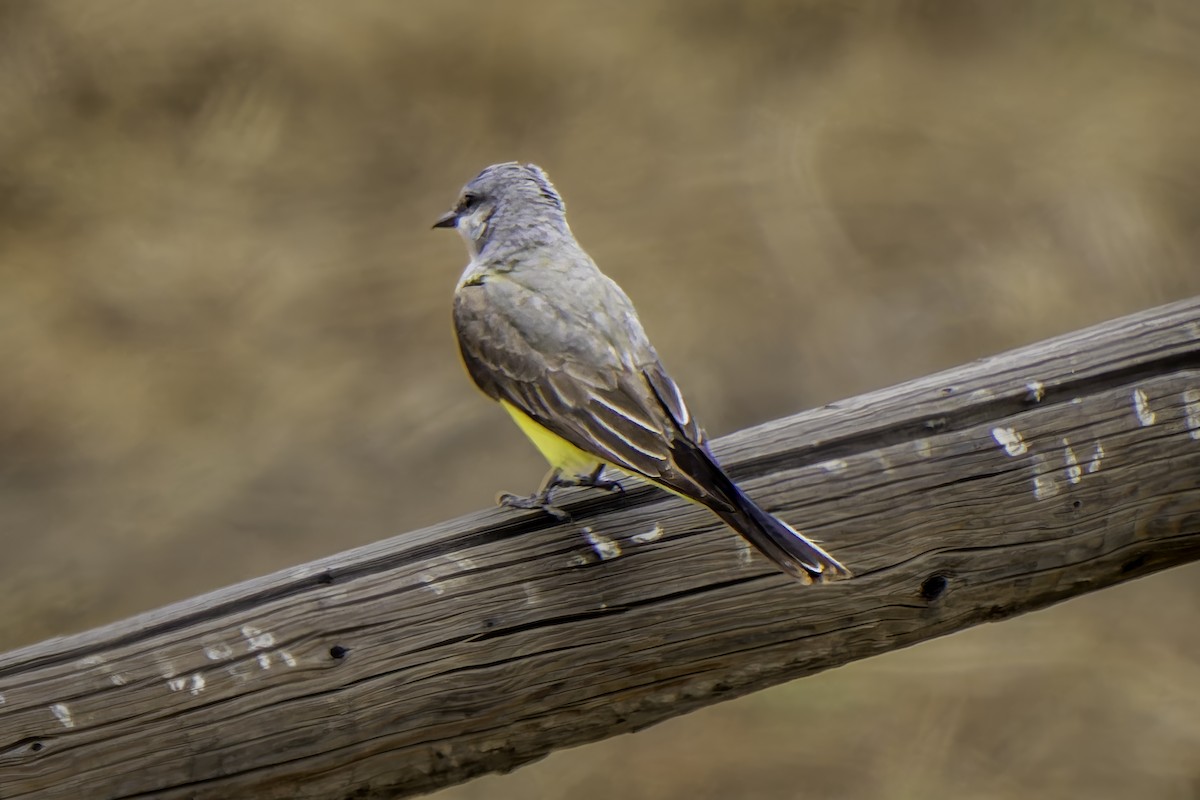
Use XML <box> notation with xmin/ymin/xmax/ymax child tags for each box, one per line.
<box><xmin>2</xmin><ymin>298</ymin><xmax>1199</xmax><ymax>800</ymax></box>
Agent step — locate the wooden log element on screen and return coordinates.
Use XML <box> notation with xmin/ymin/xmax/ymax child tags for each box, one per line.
<box><xmin>2</xmin><ymin>298</ymin><xmax>1199</xmax><ymax>800</ymax></box>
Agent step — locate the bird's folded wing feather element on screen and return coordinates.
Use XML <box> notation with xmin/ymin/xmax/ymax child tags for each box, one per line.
<box><xmin>453</xmin><ymin>276</ymin><xmax>713</xmax><ymax>502</ymax></box>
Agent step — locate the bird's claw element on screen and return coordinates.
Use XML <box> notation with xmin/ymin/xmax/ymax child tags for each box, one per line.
<box><xmin>585</xmin><ymin>476</ymin><xmax>624</xmax><ymax>494</ymax></box>
<box><xmin>497</xmin><ymin>491</ymin><xmax>572</xmax><ymax>522</ymax></box>
<box><xmin>568</xmin><ymin>465</ymin><xmax>624</xmax><ymax>495</ymax></box>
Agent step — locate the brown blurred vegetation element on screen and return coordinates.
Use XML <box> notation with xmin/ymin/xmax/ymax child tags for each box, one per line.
<box><xmin>1</xmin><ymin>1</ymin><xmax>1198</xmax><ymax>797</ymax></box>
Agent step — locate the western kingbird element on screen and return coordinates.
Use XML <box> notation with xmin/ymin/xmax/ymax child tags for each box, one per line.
<box><xmin>434</xmin><ymin>162</ymin><xmax>849</xmax><ymax>583</ymax></box>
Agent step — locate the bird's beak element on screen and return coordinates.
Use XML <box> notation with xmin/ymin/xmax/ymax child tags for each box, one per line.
<box><xmin>432</xmin><ymin>209</ymin><xmax>458</xmax><ymax>229</ymax></box>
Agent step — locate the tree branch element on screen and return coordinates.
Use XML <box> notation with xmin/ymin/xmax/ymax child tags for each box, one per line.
<box><xmin>2</xmin><ymin>298</ymin><xmax>1199</xmax><ymax>799</ymax></box>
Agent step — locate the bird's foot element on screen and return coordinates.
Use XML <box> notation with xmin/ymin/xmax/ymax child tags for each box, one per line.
<box><xmin>497</xmin><ymin>490</ymin><xmax>572</xmax><ymax>521</ymax></box>
<box><xmin>561</xmin><ymin>465</ymin><xmax>625</xmax><ymax>495</ymax></box>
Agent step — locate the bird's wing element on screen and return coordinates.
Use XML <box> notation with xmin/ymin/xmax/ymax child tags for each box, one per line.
<box><xmin>453</xmin><ymin>272</ymin><xmax>723</xmax><ymax>506</ymax></box>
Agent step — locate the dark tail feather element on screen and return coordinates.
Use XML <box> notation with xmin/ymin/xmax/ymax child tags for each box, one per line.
<box><xmin>651</xmin><ymin>409</ymin><xmax>849</xmax><ymax>583</ymax></box>
<box><xmin>713</xmin><ymin>485</ymin><xmax>851</xmax><ymax>583</ymax></box>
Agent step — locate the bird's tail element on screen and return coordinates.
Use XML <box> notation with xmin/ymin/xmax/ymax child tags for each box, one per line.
<box><xmin>712</xmin><ymin>484</ymin><xmax>851</xmax><ymax>584</ymax></box>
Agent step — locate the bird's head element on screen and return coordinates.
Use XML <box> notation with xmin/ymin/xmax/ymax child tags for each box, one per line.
<box><xmin>433</xmin><ymin>162</ymin><xmax>568</xmax><ymax>257</ymax></box>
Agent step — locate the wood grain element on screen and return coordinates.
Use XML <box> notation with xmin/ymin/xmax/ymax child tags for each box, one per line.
<box><xmin>2</xmin><ymin>298</ymin><xmax>1199</xmax><ymax>800</ymax></box>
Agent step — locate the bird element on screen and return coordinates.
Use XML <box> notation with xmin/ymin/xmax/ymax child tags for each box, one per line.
<box><xmin>433</xmin><ymin>162</ymin><xmax>849</xmax><ymax>583</ymax></box>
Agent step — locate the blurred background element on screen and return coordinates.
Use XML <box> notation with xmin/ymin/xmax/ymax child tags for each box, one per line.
<box><xmin>2</xmin><ymin>0</ymin><xmax>1199</xmax><ymax>797</ymax></box>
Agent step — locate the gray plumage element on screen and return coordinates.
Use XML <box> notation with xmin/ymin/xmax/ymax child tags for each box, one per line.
<box><xmin>436</xmin><ymin>162</ymin><xmax>849</xmax><ymax>582</ymax></box>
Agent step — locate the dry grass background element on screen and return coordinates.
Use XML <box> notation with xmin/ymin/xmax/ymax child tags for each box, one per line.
<box><xmin>1</xmin><ymin>1</ymin><xmax>1199</xmax><ymax>797</ymax></box>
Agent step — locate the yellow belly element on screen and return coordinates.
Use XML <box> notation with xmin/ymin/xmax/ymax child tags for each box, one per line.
<box><xmin>501</xmin><ymin>400</ymin><xmax>603</xmax><ymax>475</ymax></box>
<box><xmin>501</xmin><ymin>399</ymin><xmax>709</xmax><ymax>507</ymax></box>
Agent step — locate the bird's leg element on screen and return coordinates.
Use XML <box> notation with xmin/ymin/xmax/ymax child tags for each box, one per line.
<box><xmin>560</xmin><ymin>464</ymin><xmax>625</xmax><ymax>495</ymax></box>
<box><xmin>497</xmin><ymin>468</ymin><xmax>572</xmax><ymax>521</ymax></box>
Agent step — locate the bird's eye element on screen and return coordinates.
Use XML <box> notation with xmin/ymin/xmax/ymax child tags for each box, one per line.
<box><xmin>459</xmin><ymin>192</ymin><xmax>480</xmax><ymax>211</ymax></box>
